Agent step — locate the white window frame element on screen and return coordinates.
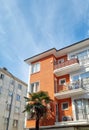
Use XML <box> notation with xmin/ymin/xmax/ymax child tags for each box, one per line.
<box><xmin>31</xmin><ymin>62</ymin><xmax>40</xmax><ymax>74</ymax></box>
<box><xmin>16</xmin><ymin>94</ymin><xmax>20</xmax><ymax>101</ymax></box>
<box><xmin>0</xmin><ymin>74</ymin><xmax>4</xmax><ymax>79</ymax></box>
<box><xmin>58</xmin><ymin>58</ymin><xmax>64</xmax><ymax>64</ymax></box>
<box><xmin>13</xmin><ymin>119</ymin><xmax>18</xmax><ymax>127</ymax></box>
<box><xmin>59</xmin><ymin>78</ymin><xmax>66</xmax><ymax>85</ymax></box>
<box><xmin>61</xmin><ymin>102</ymin><xmax>69</xmax><ymax>110</ymax></box>
<box><xmin>30</xmin><ymin>82</ymin><xmax>39</xmax><ymax>93</ymax></box>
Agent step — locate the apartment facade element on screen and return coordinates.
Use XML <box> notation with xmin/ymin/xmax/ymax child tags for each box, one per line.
<box><xmin>0</xmin><ymin>68</ymin><xmax>27</xmax><ymax>130</ymax></box>
<box><xmin>25</xmin><ymin>38</ymin><xmax>89</xmax><ymax>130</ymax></box>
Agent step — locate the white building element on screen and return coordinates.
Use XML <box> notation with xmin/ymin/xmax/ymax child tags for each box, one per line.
<box><xmin>0</xmin><ymin>67</ymin><xmax>27</xmax><ymax>130</ymax></box>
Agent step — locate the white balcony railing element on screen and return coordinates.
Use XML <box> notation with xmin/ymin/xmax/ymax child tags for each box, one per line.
<box><xmin>54</xmin><ymin>80</ymin><xmax>86</xmax><ymax>99</ymax></box>
<box><xmin>54</xmin><ymin>58</ymin><xmax>80</xmax><ymax>76</ymax></box>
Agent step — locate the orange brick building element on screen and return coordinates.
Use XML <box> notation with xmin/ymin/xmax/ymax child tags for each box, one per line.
<box><xmin>25</xmin><ymin>38</ymin><xmax>89</xmax><ymax>129</ymax></box>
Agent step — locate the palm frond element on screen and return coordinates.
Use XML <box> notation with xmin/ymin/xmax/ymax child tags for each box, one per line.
<box><xmin>24</xmin><ymin>91</ymin><xmax>53</xmax><ymax>120</ymax></box>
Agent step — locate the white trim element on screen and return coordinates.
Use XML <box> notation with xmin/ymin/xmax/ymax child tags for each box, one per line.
<box><xmin>71</xmin><ymin>98</ymin><xmax>76</xmax><ymax>121</ymax></box>
<box><xmin>54</xmin><ymin>63</ymin><xmax>80</xmax><ymax>76</ymax></box>
<box><xmin>28</xmin><ymin>64</ymin><xmax>31</xmax><ymax>93</ymax></box>
<box><xmin>59</xmin><ymin>78</ymin><xmax>66</xmax><ymax>85</ymax></box>
<box><xmin>30</xmin><ymin>81</ymin><xmax>40</xmax><ymax>93</ymax></box>
<box><xmin>24</xmin><ymin>65</ymin><xmax>31</xmax><ymax>128</ymax></box>
<box><xmin>31</xmin><ymin>62</ymin><xmax>40</xmax><ymax>74</ymax></box>
<box><xmin>24</xmin><ymin>113</ymin><xmax>27</xmax><ymax>128</ymax></box>
<box><xmin>55</xmin><ymin>88</ymin><xmax>86</xmax><ymax>99</ymax></box>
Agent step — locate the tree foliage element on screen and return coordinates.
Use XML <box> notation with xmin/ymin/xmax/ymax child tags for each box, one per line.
<box><xmin>23</xmin><ymin>91</ymin><xmax>53</xmax><ymax>130</ymax></box>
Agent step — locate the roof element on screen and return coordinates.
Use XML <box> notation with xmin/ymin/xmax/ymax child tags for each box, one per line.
<box><xmin>24</xmin><ymin>38</ymin><xmax>89</xmax><ymax>64</ymax></box>
<box><xmin>0</xmin><ymin>68</ymin><xmax>27</xmax><ymax>86</ymax></box>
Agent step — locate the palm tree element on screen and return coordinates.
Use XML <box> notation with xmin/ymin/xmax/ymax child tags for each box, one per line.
<box><xmin>23</xmin><ymin>91</ymin><xmax>53</xmax><ymax>130</ymax></box>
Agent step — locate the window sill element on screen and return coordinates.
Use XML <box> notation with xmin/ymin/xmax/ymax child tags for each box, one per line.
<box><xmin>31</xmin><ymin>71</ymin><xmax>40</xmax><ymax>75</ymax></box>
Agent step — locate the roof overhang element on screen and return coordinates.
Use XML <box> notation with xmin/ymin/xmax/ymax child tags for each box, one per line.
<box><xmin>24</xmin><ymin>48</ymin><xmax>56</xmax><ymax>64</ymax></box>
<box><xmin>24</xmin><ymin>38</ymin><xmax>89</xmax><ymax>64</ymax></box>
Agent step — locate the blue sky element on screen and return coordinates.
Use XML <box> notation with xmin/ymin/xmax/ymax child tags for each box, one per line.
<box><xmin>0</xmin><ymin>0</ymin><xmax>89</xmax><ymax>83</ymax></box>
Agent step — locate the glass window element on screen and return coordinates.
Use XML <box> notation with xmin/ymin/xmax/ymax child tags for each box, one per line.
<box><xmin>31</xmin><ymin>63</ymin><xmax>40</xmax><ymax>74</ymax></box>
<box><xmin>58</xmin><ymin>59</ymin><xmax>64</xmax><ymax>64</ymax></box>
<box><xmin>18</xmin><ymin>84</ymin><xmax>22</xmax><ymax>90</ymax></box>
<box><xmin>74</xmin><ymin>99</ymin><xmax>89</xmax><ymax>120</ymax></box>
<box><xmin>8</xmin><ymin>90</ymin><xmax>13</xmax><ymax>96</ymax></box>
<box><xmin>72</xmin><ymin>72</ymin><xmax>89</xmax><ymax>88</ymax></box>
<box><xmin>13</xmin><ymin>120</ymin><xmax>18</xmax><ymax>127</ymax></box>
<box><xmin>77</xmin><ymin>50</ymin><xmax>87</xmax><ymax>59</ymax></box>
<box><xmin>70</xmin><ymin>50</ymin><xmax>88</xmax><ymax>60</ymax></box>
<box><xmin>16</xmin><ymin>94</ymin><xmax>20</xmax><ymax>101</ymax></box>
<box><xmin>0</xmin><ymin>74</ymin><xmax>4</xmax><ymax>79</ymax></box>
<box><xmin>80</xmin><ymin>72</ymin><xmax>89</xmax><ymax>79</ymax></box>
<box><xmin>59</xmin><ymin>79</ymin><xmax>66</xmax><ymax>85</ymax></box>
<box><xmin>15</xmin><ymin>106</ymin><xmax>19</xmax><ymax>113</ymax></box>
<box><xmin>30</xmin><ymin>82</ymin><xmax>39</xmax><ymax>93</ymax></box>
<box><xmin>72</xmin><ymin>75</ymin><xmax>79</xmax><ymax>81</ymax></box>
<box><xmin>70</xmin><ymin>55</ymin><xmax>76</xmax><ymax>59</ymax></box>
<box><xmin>62</xmin><ymin>102</ymin><xmax>68</xmax><ymax>110</ymax></box>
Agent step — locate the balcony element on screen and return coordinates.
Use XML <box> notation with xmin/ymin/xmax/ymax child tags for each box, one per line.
<box><xmin>54</xmin><ymin>58</ymin><xmax>80</xmax><ymax>76</ymax></box>
<box><xmin>54</xmin><ymin>81</ymin><xmax>86</xmax><ymax>99</ymax></box>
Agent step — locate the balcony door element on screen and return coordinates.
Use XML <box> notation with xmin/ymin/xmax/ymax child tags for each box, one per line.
<box><xmin>75</xmin><ymin>99</ymin><xmax>88</xmax><ymax>120</ymax></box>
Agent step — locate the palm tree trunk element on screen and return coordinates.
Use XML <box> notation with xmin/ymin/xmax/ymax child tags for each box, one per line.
<box><xmin>36</xmin><ymin>118</ymin><xmax>39</xmax><ymax>130</ymax></box>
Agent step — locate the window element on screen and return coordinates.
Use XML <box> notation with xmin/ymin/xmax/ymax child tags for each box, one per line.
<box><xmin>72</xmin><ymin>75</ymin><xmax>79</xmax><ymax>81</ymax></box>
<box><xmin>0</xmin><ymin>86</ymin><xmax>2</xmax><ymax>94</ymax></box>
<box><xmin>8</xmin><ymin>90</ymin><xmax>13</xmax><ymax>96</ymax></box>
<box><xmin>18</xmin><ymin>84</ymin><xmax>22</xmax><ymax>90</ymax></box>
<box><xmin>74</xmin><ymin>99</ymin><xmax>89</xmax><ymax>120</ymax></box>
<box><xmin>72</xmin><ymin>71</ymin><xmax>89</xmax><ymax>88</ymax></box>
<box><xmin>59</xmin><ymin>78</ymin><xmax>66</xmax><ymax>85</ymax></box>
<box><xmin>70</xmin><ymin>50</ymin><xmax>88</xmax><ymax>60</ymax></box>
<box><xmin>62</xmin><ymin>102</ymin><xmax>69</xmax><ymax>110</ymax></box>
<box><xmin>30</xmin><ymin>82</ymin><xmax>39</xmax><ymax>93</ymax></box>
<box><xmin>15</xmin><ymin>106</ymin><xmax>19</xmax><ymax>113</ymax></box>
<box><xmin>10</xmin><ymin>79</ymin><xmax>14</xmax><ymax>85</ymax></box>
<box><xmin>58</xmin><ymin>58</ymin><xmax>64</xmax><ymax>64</ymax></box>
<box><xmin>78</xmin><ymin>50</ymin><xmax>87</xmax><ymax>59</ymax></box>
<box><xmin>0</xmin><ymin>74</ymin><xmax>4</xmax><ymax>79</ymax></box>
<box><xmin>13</xmin><ymin>120</ymin><xmax>18</xmax><ymax>127</ymax></box>
<box><xmin>80</xmin><ymin>72</ymin><xmax>89</xmax><ymax>79</ymax></box>
<box><xmin>16</xmin><ymin>94</ymin><xmax>20</xmax><ymax>101</ymax></box>
<box><xmin>31</xmin><ymin>62</ymin><xmax>40</xmax><ymax>74</ymax></box>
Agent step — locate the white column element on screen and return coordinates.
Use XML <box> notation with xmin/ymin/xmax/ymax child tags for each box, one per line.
<box><xmin>72</xmin><ymin>98</ymin><xmax>76</xmax><ymax>121</ymax></box>
<box><xmin>24</xmin><ymin>64</ymin><xmax>31</xmax><ymax>128</ymax></box>
<box><xmin>27</xmin><ymin>64</ymin><xmax>32</xmax><ymax>93</ymax></box>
